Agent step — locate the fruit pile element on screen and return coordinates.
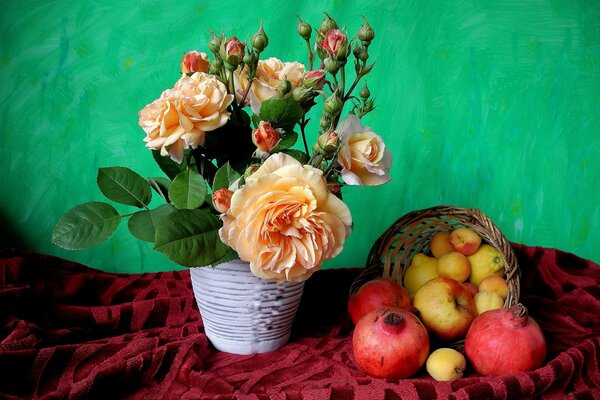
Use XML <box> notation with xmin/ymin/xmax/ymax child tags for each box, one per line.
<box><xmin>348</xmin><ymin>228</ymin><xmax>546</xmax><ymax>380</ymax></box>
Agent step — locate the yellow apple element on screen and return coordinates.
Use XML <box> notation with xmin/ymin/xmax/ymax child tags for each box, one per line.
<box><xmin>437</xmin><ymin>251</ymin><xmax>471</xmax><ymax>282</ymax></box>
<box><xmin>430</xmin><ymin>231</ymin><xmax>454</xmax><ymax>258</ymax></box>
<box><xmin>403</xmin><ymin>253</ymin><xmax>439</xmax><ymax>295</ymax></box>
<box><xmin>479</xmin><ymin>275</ymin><xmax>509</xmax><ymax>300</ymax></box>
<box><xmin>468</xmin><ymin>244</ymin><xmax>505</xmax><ymax>285</ymax></box>
<box><xmin>426</xmin><ymin>348</ymin><xmax>467</xmax><ymax>381</ymax></box>
<box><xmin>474</xmin><ymin>290</ymin><xmax>504</xmax><ymax>314</ymax></box>
<box><xmin>449</xmin><ymin>228</ymin><xmax>481</xmax><ymax>256</ymax></box>
<box><xmin>413</xmin><ymin>277</ymin><xmax>477</xmax><ymax>341</ymax></box>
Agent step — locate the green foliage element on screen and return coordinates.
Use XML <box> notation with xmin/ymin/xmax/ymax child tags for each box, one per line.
<box><xmin>169</xmin><ymin>169</ymin><xmax>207</xmax><ymax>209</ymax></box>
<box><xmin>52</xmin><ymin>202</ymin><xmax>121</xmax><ymax>250</ymax></box>
<box><xmin>259</xmin><ymin>97</ymin><xmax>304</xmax><ymax>131</ymax></box>
<box><xmin>212</xmin><ymin>163</ymin><xmax>241</xmax><ymax>192</ymax></box>
<box><xmin>128</xmin><ymin>204</ymin><xmax>175</xmax><ymax>242</ymax></box>
<box><xmin>154</xmin><ymin>209</ymin><xmax>231</xmax><ymax>267</ymax></box>
<box><xmin>97</xmin><ymin>167</ymin><xmax>152</xmax><ymax>208</ymax></box>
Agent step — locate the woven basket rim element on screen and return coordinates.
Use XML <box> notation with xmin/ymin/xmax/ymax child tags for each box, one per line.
<box><xmin>353</xmin><ymin>205</ymin><xmax>521</xmax><ymax>306</ymax></box>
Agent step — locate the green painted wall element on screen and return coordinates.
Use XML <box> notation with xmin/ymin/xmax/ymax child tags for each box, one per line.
<box><xmin>1</xmin><ymin>0</ymin><xmax>599</xmax><ymax>273</ymax></box>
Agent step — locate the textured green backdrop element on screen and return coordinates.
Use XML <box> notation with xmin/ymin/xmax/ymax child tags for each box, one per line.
<box><xmin>1</xmin><ymin>0</ymin><xmax>599</xmax><ymax>272</ymax></box>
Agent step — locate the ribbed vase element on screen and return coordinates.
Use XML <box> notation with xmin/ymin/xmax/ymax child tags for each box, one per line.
<box><xmin>189</xmin><ymin>259</ymin><xmax>305</xmax><ymax>354</ymax></box>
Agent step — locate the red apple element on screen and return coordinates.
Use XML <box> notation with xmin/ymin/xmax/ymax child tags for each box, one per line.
<box><xmin>348</xmin><ymin>278</ymin><xmax>411</xmax><ymax>325</ymax></box>
<box><xmin>413</xmin><ymin>277</ymin><xmax>477</xmax><ymax>341</ymax></box>
<box><xmin>353</xmin><ymin>307</ymin><xmax>430</xmax><ymax>379</ymax></box>
<box><xmin>463</xmin><ymin>282</ymin><xmax>479</xmax><ymax>297</ymax></box>
<box><xmin>449</xmin><ymin>228</ymin><xmax>481</xmax><ymax>256</ymax></box>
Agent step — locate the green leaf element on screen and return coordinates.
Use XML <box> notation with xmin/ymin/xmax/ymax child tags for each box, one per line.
<box><xmin>52</xmin><ymin>202</ymin><xmax>121</xmax><ymax>250</ymax></box>
<box><xmin>272</xmin><ymin>131</ymin><xmax>299</xmax><ymax>152</ymax></box>
<box><xmin>152</xmin><ymin>149</ymin><xmax>186</xmax><ymax>180</ymax></box>
<box><xmin>169</xmin><ymin>169</ymin><xmax>207</xmax><ymax>209</ymax></box>
<box><xmin>283</xmin><ymin>149</ymin><xmax>310</xmax><ymax>164</ymax></box>
<box><xmin>154</xmin><ymin>209</ymin><xmax>230</xmax><ymax>267</ymax></box>
<box><xmin>210</xmin><ymin>248</ymin><xmax>239</xmax><ymax>268</ymax></box>
<box><xmin>97</xmin><ymin>167</ymin><xmax>152</xmax><ymax>208</ymax></box>
<box><xmin>147</xmin><ymin>177</ymin><xmax>171</xmax><ymax>202</ymax></box>
<box><xmin>212</xmin><ymin>163</ymin><xmax>241</xmax><ymax>192</ymax></box>
<box><xmin>258</xmin><ymin>97</ymin><xmax>304</xmax><ymax>129</ymax></box>
<box><xmin>128</xmin><ymin>204</ymin><xmax>175</xmax><ymax>243</ymax></box>
<box><xmin>251</xmin><ymin>113</ymin><xmax>261</xmax><ymax>128</ymax></box>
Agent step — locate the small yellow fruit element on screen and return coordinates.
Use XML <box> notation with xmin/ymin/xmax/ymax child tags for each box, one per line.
<box><xmin>430</xmin><ymin>231</ymin><xmax>454</xmax><ymax>258</ymax></box>
<box><xmin>468</xmin><ymin>244</ymin><xmax>505</xmax><ymax>285</ymax></box>
<box><xmin>479</xmin><ymin>275</ymin><xmax>509</xmax><ymax>300</ymax></box>
<box><xmin>403</xmin><ymin>253</ymin><xmax>439</xmax><ymax>295</ymax></box>
<box><xmin>437</xmin><ymin>251</ymin><xmax>471</xmax><ymax>282</ymax></box>
<box><xmin>426</xmin><ymin>348</ymin><xmax>466</xmax><ymax>381</ymax></box>
<box><xmin>474</xmin><ymin>290</ymin><xmax>504</xmax><ymax>314</ymax></box>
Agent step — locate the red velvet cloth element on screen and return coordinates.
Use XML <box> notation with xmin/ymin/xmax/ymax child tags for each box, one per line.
<box><xmin>1</xmin><ymin>245</ymin><xmax>599</xmax><ymax>399</ymax></box>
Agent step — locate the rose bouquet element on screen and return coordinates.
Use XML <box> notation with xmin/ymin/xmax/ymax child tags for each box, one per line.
<box><xmin>53</xmin><ymin>13</ymin><xmax>392</xmax><ymax>283</ymax></box>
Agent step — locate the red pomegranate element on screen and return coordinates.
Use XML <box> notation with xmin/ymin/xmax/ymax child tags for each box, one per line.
<box><xmin>348</xmin><ymin>278</ymin><xmax>411</xmax><ymax>325</ymax></box>
<box><xmin>352</xmin><ymin>307</ymin><xmax>430</xmax><ymax>379</ymax></box>
<box><xmin>465</xmin><ymin>303</ymin><xmax>547</xmax><ymax>376</ymax></box>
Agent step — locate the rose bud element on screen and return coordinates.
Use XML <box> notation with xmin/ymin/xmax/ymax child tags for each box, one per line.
<box><xmin>318</xmin><ymin>130</ymin><xmax>339</xmax><ymax>154</ymax></box>
<box><xmin>297</xmin><ymin>16</ymin><xmax>312</xmax><ymax>40</ymax></box>
<box><xmin>302</xmin><ymin>70</ymin><xmax>326</xmax><ymax>90</ymax></box>
<box><xmin>353</xmin><ymin>44</ymin><xmax>369</xmax><ymax>61</ymax></box>
<box><xmin>180</xmin><ymin>51</ymin><xmax>209</xmax><ymax>74</ymax></box>
<box><xmin>252</xmin><ymin>121</ymin><xmax>281</xmax><ymax>152</ymax></box>
<box><xmin>208</xmin><ymin>31</ymin><xmax>223</xmax><ymax>54</ymax></box>
<box><xmin>324</xmin><ymin>57</ymin><xmax>341</xmax><ymax>74</ymax></box>
<box><xmin>292</xmin><ymin>87</ymin><xmax>316</xmax><ymax>105</ymax></box>
<box><xmin>212</xmin><ymin>188</ymin><xmax>233</xmax><ymax>214</ymax></box>
<box><xmin>220</xmin><ymin>37</ymin><xmax>245</xmax><ymax>70</ymax></box>
<box><xmin>319</xmin><ymin>12</ymin><xmax>338</xmax><ymax>33</ymax></box>
<box><xmin>278</xmin><ymin>79</ymin><xmax>293</xmax><ymax>95</ymax></box>
<box><xmin>320</xmin><ymin>29</ymin><xmax>348</xmax><ymax>60</ymax></box>
<box><xmin>358</xmin><ymin>17</ymin><xmax>375</xmax><ymax>46</ymax></box>
<box><xmin>323</xmin><ymin>91</ymin><xmax>343</xmax><ymax>115</ymax></box>
<box><xmin>251</xmin><ymin>21</ymin><xmax>269</xmax><ymax>53</ymax></box>
<box><xmin>360</xmin><ymin>83</ymin><xmax>371</xmax><ymax>100</ymax></box>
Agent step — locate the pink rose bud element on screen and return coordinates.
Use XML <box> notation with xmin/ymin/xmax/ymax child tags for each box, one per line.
<box><xmin>220</xmin><ymin>37</ymin><xmax>245</xmax><ymax>69</ymax></box>
<box><xmin>212</xmin><ymin>188</ymin><xmax>233</xmax><ymax>214</ymax></box>
<box><xmin>302</xmin><ymin>70</ymin><xmax>326</xmax><ymax>90</ymax></box>
<box><xmin>180</xmin><ymin>51</ymin><xmax>209</xmax><ymax>74</ymax></box>
<box><xmin>320</xmin><ymin>29</ymin><xmax>348</xmax><ymax>59</ymax></box>
<box><xmin>252</xmin><ymin>121</ymin><xmax>281</xmax><ymax>152</ymax></box>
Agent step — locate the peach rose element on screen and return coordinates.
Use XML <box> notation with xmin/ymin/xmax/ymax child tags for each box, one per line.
<box><xmin>212</xmin><ymin>188</ymin><xmax>233</xmax><ymax>213</ymax></box>
<box><xmin>180</xmin><ymin>51</ymin><xmax>209</xmax><ymax>74</ymax></box>
<box><xmin>139</xmin><ymin>72</ymin><xmax>233</xmax><ymax>163</ymax></box>
<box><xmin>252</xmin><ymin>121</ymin><xmax>281</xmax><ymax>152</ymax></box>
<box><xmin>336</xmin><ymin>115</ymin><xmax>392</xmax><ymax>186</ymax></box>
<box><xmin>234</xmin><ymin>57</ymin><xmax>305</xmax><ymax>113</ymax></box>
<box><xmin>219</xmin><ymin>153</ymin><xmax>352</xmax><ymax>283</ymax></box>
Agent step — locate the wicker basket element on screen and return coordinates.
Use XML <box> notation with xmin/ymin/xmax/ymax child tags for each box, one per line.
<box><xmin>351</xmin><ymin>205</ymin><xmax>520</xmax><ymax>319</ymax></box>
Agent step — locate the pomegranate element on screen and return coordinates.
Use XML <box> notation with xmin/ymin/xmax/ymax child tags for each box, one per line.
<box><xmin>348</xmin><ymin>278</ymin><xmax>411</xmax><ymax>325</ymax></box>
<box><xmin>352</xmin><ymin>307</ymin><xmax>430</xmax><ymax>379</ymax></box>
<box><xmin>465</xmin><ymin>303</ymin><xmax>546</xmax><ymax>376</ymax></box>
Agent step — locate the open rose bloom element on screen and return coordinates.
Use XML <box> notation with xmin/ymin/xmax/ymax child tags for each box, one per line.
<box><xmin>219</xmin><ymin>153</ymin><xmax>352</xmax><ymax>283</ymax></box>
<box><xmin>234</xmin><ymin>57</ymin><xmax>305</xmax><ymax>113</ymax></box>
<box><xmin>337</xmin><ymin>115</ymin><xmax>392</xmax><ymax>186</ymax></box>
<box><xmin>138</xmin><ymin>72</ymin><xmax>233</xmax><ymax>163</ymax></box>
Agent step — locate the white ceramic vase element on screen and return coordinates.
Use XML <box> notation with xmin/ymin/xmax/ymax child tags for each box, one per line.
<box><xmin>189</xmin><ymin>259</ymin><xmax>305</xmax><ymax>354</ymax></box>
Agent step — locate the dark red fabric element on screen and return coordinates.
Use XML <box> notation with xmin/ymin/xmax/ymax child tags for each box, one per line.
<box><xmin>1</xmin><ymin>245</ymin><xmax>599</xmax><ymax>400</ymax></box>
